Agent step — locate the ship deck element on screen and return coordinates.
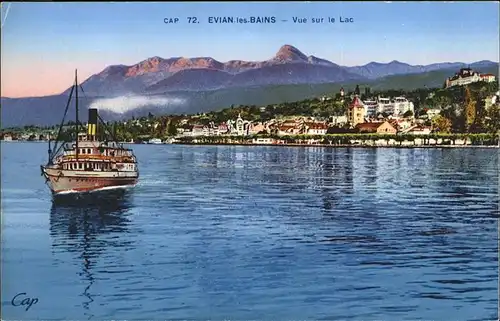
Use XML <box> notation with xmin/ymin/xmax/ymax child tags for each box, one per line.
<box><xmin>43</xmin><ymin>166</ymin><xmax>138</xmax><ymax>179</ymax></box>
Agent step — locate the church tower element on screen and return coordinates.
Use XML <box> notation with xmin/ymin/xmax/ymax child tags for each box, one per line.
<box><xmin>347</xmin><ymin>95</ymin><xmax>366</xmax><ymax>126</ymax></box>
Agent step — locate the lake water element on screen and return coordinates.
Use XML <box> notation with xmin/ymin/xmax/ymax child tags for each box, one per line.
<box><xmin>1</xmin><ymin>142</ymin><xmax>499</xmax><ymax>320</ymax></box>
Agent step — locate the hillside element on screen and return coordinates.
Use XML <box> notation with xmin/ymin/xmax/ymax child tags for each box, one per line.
<box><xmin>363</xmin><ymin>66</ymin><xmax>499</xmax><ymax>90</ymax></box>
<box><xmin>1</xmin><ymin>64</ymin><xmax>498</xmax><ymax>127</ymax></box>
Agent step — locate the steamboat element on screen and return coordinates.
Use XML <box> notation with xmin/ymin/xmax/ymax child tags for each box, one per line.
<box><xmin>41</xmin><ymin>70</ymin><xmax>139</xmax><ymax>194</ymax></box>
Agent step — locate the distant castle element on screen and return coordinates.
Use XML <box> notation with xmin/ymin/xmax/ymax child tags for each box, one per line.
<box><xmin>445</xmin><ymin>67</ymin><xmax>496</xmax><ymax>88</ymax></box>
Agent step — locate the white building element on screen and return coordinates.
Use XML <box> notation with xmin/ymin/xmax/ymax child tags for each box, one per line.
<box><xmin>376</xmin><ymin>96</ymin><xmax>414</xmax><ymax>117</ymax></box>
<box><xmin>393</xmin><ymin>97</ymin><xmax>414</xmax><ymax>116</ymax></box>
<box><xmin>363</xmin><ymin>100</ymin><xmax>379</xmax><ymax>118</ymax></box>
<box><xmin>377</xmin><ymin>97</ymin><xmax>392</xmax><ymax>114</ymax></box>
<box><xmin>392</xmin><ymin>119</ymin><xmax>414</xmax><ymax>131</ymax></box>
<box><xmin>235</xmin><ymin>114</ymin><xmax>246</xmax><ymax>135</ymax></box>
<box><xmin>330</xmin><ymin>115</ymin><xmax>348</xmax><ymax>126</ymax></box>
<box><xmin>445</xmin><ymin>67</ymin><xmax>496</xmax><ymax>88</ymax></box>
<box><xmin>226</xmin><ymin>114</ymin><xmax>252</xmax><ymax>136</ymax></box>
<box><xmin>252</xmin><ymin>138</ymin><xmax>275</xmax><ymax>145</ymax></box>
<box><xmin>191</xmin><ymin>125</ymin><xmax>205</xmax><ymax>136</ymax></box>
<box><xmin>305</xmin><ymin>122</ymin><xmax>328</xmax><ymax>135</ymax></box>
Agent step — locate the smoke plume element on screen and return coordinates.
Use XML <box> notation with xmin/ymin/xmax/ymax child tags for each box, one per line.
<box><xmin>89</xmin><ymin>95</ymin><xmax>187</xmax><ymax>114</ymax></box>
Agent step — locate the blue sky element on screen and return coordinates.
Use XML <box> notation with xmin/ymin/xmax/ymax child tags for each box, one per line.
<box><xmin>1</xmin><ymin>1</ymin><xmax>499</xmax><ymax>97</ymax></box>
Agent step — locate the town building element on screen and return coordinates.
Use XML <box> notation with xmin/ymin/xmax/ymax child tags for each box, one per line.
<box><xmin>225</xmin><ymin>113</ymin><xmax>252</xmax><ymax>136</ymax></box>
<box><xmin>393</xmin><ymin>97</ymin><xmax>415</xmax><ymax>116</ymax></box>
<box><xmin>1</xmin><ymin>133</ymin><xmax>13</xmax><ymax>141</ymax></box>
<box><xmin>347</xmin><ymin>96</ymin><xmax>366</xmax><ymax>126</ymax></box>
<box><xmin>179</xmin><ymin>127</ymin><xmax>192</xmax><ymax>136</ymax></box>
<box><xmin>389</xmin><ymin>119</ymin><xmax>414</xmax><ymax>131</ymax></box>
<box><xmin>480</xmin><ymin>74</ymin><xmax>496</xmax><ymax>82</ymax></box>
<box><xmin>249</xmin><ymin>122</ymin><xmax>267</xmax><ymax>135</ymax></box>
<box><xmin>401</xmin><ymin>125</ymin><xmax>432</xmax><ymax>135</ymax></box>
<box><xmin>363</xmin><ymin>100</ymin><xmax>378</xmax><ymax>118</ymax></box>
<box><xmin>277</xmin><ymin>124</ymin><xmax>299</xmax><ymax>136</ymax></box>
<box><xmin>272</xmin><ymin>117</ymin><xmax>329</xmax><ymax>136</ymax></box>
<box><xmin>355</xmin><ymin>121</ymin><xmax>397</xmax><ymax>134</ymax></box>
<box><xmin>445</xmin><ymin>67</ymin><xmax>496</xmax><ymax>88</ymax></box>
<box><xmin>191</xmin><ymin>125</ymin><xmax>205</xmax><ymax>136</ymax></box>
<box><xmin>218</xmin><ymin>123</ymin><xmax>229</xmax><ymax>135</ymax></box>
<box><xmin>305</xmin><ymin>122</ymin><xmax>328</xmax><ymax>135</ymax></box>
<box><xmin>485</xmin><ymin>90</ymin><xmax>500</xmax><ymax>109</ymax></box>
<box><xmin>374</xmin><ymin>96</ymin><xmax>414</xmax><ymax>117</ymax></box>
<box><xmin>330</xmin><ymin>115</ymin><xmax>348</xmax><ymax>126</ymax></box>
<box><xmin>252</xmin><ymin>137</ymin><xmax>276</xmax><ymax>145</ymax></box>
<box><xmin>377</xmin><ymin>97</ymin><xmax>392</xmax><ymax>114</ymax></box>
<box><xmin>235</xmin><ymin>114</ymin><xmax>246</xmax><ymax>135</ymax></box>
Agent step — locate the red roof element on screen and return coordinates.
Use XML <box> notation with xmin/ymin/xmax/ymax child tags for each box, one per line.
<box><xmin>278</xmin><ymin>125</ymin><xmax>296</xmax><ymax>131</ymax></box>
<box><xmin>349</xmin><ymin>96</ymin><xmax>364</xmax><ymax>109</ymax></box>
<box><xmin>355</xmin><ymin>122</ymin><xmax>383</xmax><ymax>130</ymax></box>
<box><xmin>303</xmin><ymin>121</ymin><xmax>328</xmax><ymax>128</ymax></box>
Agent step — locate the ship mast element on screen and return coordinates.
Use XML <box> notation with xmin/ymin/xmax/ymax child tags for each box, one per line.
<box><xmin>75</xmin><ymin>69</ymin><xmax>79</xmax><ymax>161</ymax></box>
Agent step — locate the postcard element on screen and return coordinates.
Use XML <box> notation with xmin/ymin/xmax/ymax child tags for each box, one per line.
<box><xmin>1</xmin><ymin>1</ymin><xmax>499</xmax><ymax>320</ymax></box>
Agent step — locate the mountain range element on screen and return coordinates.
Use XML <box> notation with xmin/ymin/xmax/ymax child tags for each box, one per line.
<box><xmin>63</xmin><ymin>44</ymin><xmax>498</xmax><ymax>96</ymax></box>
<box><xmin>2</xmin><ymin>44</ymin><xmax>498</xmax><ymax>127</ymax></box>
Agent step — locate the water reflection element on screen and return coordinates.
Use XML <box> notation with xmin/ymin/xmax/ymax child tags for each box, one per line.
<box><xmin>49</xmin><ymin>189</ymin><xmax>134</xmax><ymax>319</ymax></box>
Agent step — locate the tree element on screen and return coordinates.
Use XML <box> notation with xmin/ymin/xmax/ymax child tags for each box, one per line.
<box><xmin>432</xmin><ymin>115</ymin><xmax>452</xmax><ymax>133</ymax></box>
<box><xmin>433</xmin><ymin>94</ymin><xmax>452</xmax><ymax>110</ymax></box>
<box><xmin>167</xmin><ymin>121</ymin><xmax>178</xmax><ymax>136</ymax></box>
<box><xmin>403</xmin><ymin>110</ymin><xmax>414</xmax><ymax>118</ymax></box>
<box><xmin>122</xmin><ymin>131</ymin><xmax>133</xmax><ymax>142</ymax></box>
<box><xmin>464</xmin><ymin>86</ymin><xmax>476</xmax><ymax>132</ymax></box>
<box><xmin>472</xmin><ymin>98</ymin><xmax>488</xmax><ymax>133</ymax></box>
<box><xmin>485</xmin><ymin>103</ymin><xmax>500</xmax><ymax>134</ymax></box>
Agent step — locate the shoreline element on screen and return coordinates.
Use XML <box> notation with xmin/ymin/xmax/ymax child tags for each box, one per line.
<box><xmin>3</xmin><ymin>140</ymin><xmax>498</xmax><ymax>149</ymax></box>
<box><xmin>171</xmin><ymin>142</ymin><xmax>500</xmax><ymax>149</ymax></box>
